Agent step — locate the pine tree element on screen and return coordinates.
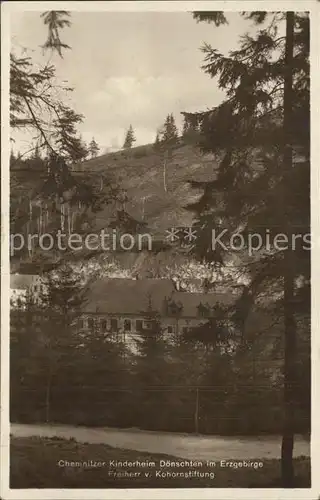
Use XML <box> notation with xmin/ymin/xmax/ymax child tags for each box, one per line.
<box><xmin>10</xmin><ymin>11</ymin><xmax>86</xmax><ymax>166</ymax></box>
<box><xmin>32</xmin><ymin>142</ymin><xmax>41</xmax><ymax>160</ymax></box>
<box><xmin>10</xmin><ymin>12</ymin><xmax>119</xmax><ymax>257</ymax></box>
<box><xmin>10</xmin><ymin>265</ymin><xmax>86</xmax><ymax>423</ymax></box>
<box><xmin>134</xmin><ymin>314</ymin><xmax>173</xmax><ymax>430</ymax></box>
<box><xmin>38</xmin><ymin>264</ymin><xmax>87</xmax><ymax>422</ymax></box>
<box><xmin>155</xmin><ymin>114</ymin><xmax>179</xmax><ymax>192</ymax></box>
<box><xmin>24</xmin><ymin>142</ymin><xmax>46</xmax><ymax>172</ymax></box>
<box><xmin>41</xmin><ymin>11</ymin><xmax>71</xmax><ymax>57</ymax></box>
<box><xmin>89</xmin><ymin>137</ymin><xmax>100</xmax><ymax>159</ymax></box>
<box><xmin>123</xmin><ymin>125</ymin><xmax>136</xmax><ymax>149</ymax></box>
<box><xmin>181</xmin><ymin>111</ymin><xmax>201</xmax><ymax>144</ymax></box>
<box><xmin>160</xmin><ymin>113</ymin><xmax>179</xmax><ymax>146</ymax></box>
<box><xmin>188</xmin><ymin>11</ymin><xmax>310</xmax><ymax>486</ymax></box>
<box><xmin>71</xmin><ymin>318</ymin><xmax>131</xmax><ymax>426</ymax></box>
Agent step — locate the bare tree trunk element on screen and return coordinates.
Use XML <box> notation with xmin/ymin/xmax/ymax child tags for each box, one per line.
<box><xmin>27</xmin><ymin>220</ymin><xmax>32</xmax><ymax>259</ymax></box>
<box><xmin>67</xmin><ymin>204</ymin><xmax>71</xmax><ymax>235</ymax></box>
<box><xmin>45</xmin><ymin>203</ymin><xmax>49</xmax><ymax>228</ymax></box>
<box><xmin>71</xmin><ymin>209</ymin><xmax>75</xmax><ymax>232</ymax></box>
<box><xmin>38</xmin><ymin>201</ymin><xmax>42</xmax><ymax>235</ymax></box>
<box><xmin>163</xmin><ymin>152</ymin><xmax>168</xmax><ymax>192</ymax></box>
<box><xmin>281</xmin><ymin>11</ymin><xmax>296</xmax><ymax>488</ymax></box>
<box><xmin>61</xmin><ymin>203</ymin><xmax>65</xmax><ymax>232</ymax></box>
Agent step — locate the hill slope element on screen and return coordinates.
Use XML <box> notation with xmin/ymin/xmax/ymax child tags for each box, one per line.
<box><xmin>71</xmin><ymin>142</ymin><xmax>218</xmax><ymax>233</ymax></box>
<box><xmin>10</xmin><ymin>141</ymin><xmax>219</xmax><ymax>270</ymax></box>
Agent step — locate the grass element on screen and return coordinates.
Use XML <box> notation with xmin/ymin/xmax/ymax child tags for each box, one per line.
<box><xmin>11</xmin><ymin>141</ymin><xmax>217</xmax><ymax>270</ymax></box>
<box><xmin>11</xmin><ymin>142</ymin><xmax>217</xmax><ymax>237</ymax></box>
<box><xmin>10</xmin><ymin>436</ymin><xmax>311</xmax><ymax>489</ymax></box>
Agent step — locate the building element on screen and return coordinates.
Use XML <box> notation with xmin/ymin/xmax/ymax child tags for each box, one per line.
<box><xmin>79</xmin><ymin>278</ymin><xmax>235</xmax><ymax>347</ymax></box>
<box><xmin>10</xmin><ymin>274</ymin><xmax>45</xmax><ymax>307</ymax></box>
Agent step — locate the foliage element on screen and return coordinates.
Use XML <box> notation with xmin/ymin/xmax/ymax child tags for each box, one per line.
<box><xmin>158</xmin><ymin>113</ymin><xmax>179</xmax><ymax>147</ymax></box>
<box><xmin>41</xmin><ymin>11</ymin><xmax>71</xmax><ymax>57</ymax></box>
<box><xmin>88</xmin><ymin>137</ymin><xmax>100</xmax><ymax>159</ymax></box>
<box><xmin>185</xmin><ymin>11</ymin><xmax>310</xmax><ymax>486</ymax></box>
<box><xmin>123</xmin><ymin>124</ymin><xmax>136</xmax><ymax>149</ymax></box>
<box><xmin>10</xmin><ymin>9</ymin><xmax>90</xmax><ymax>168</ymax></box>
<box><xmin>181</xmin><ymin>111</ymin><xmax>201</xmax><ymax>144</ymax></box>
<box><xmin>10</xmin><ymin>274</ymin><xmax>309</xmax><ymax>435</ymax></box>
<box><xmin>10</xmin><ymin>53</ymin><xmax>85</xmax><ymax>164</ymax></box>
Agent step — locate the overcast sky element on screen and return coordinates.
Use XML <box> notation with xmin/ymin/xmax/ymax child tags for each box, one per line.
<box><xmin>11</xmin><ymin>11</ymin><xmax>250</xmax><ymax>154</ymax></box>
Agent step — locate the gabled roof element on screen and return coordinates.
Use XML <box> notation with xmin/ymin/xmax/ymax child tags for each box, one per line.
<box><xmin>170</xmin><ymin>291</ymin><xmax>234</xmax><ymax>318</ymax></box>
<box><xmin>83</xmin><ymin>278</ymin><xmax>175</xmax><ymax>314</ymax></box>
<box><xmin>83</xmin><ymin>278</ymin><xmax>235</xmax><ymax>317</ymax></box>
<box><xmin>10</xmin><ymin>274</ymin><xmax>40</xmax><ymax>290</ymax></box>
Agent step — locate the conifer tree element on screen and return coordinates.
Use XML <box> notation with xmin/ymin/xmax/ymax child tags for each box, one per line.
<box><xmin>38</xmin><ymin>264</ymin><xmax>86</xmax><ymax>422</ymax></box>
<box><xmin>123</xmin><ymin>125</ymin><xmax>136</xmax><ymax>149</ymax></box>
<box><xmin>10</xmin><ymin>264</ymin><xmax>86</xmax><ymax>423</ymax></box>
<box><xmin>156</xmin><ymin>114</ymin><xmax>179</xmax><ymax>192</ymax></box>
<box><xmin>188</xmin><ymin>11</ymin><xmax>310</xmax><ymax>486</ymax></box>
<box><xmin>41</xmin><ymin>11</ymin><xmax>71</xmax><ymax>57</ymax></box>
<box><xmin>181</xmin><ymin>111</ymin><xmax>201</xmax><ymax>144</ymax></box>
<box><xmin>160</xmin><ymin>113</ymin><xmax>179</xmax><ymax>146</ymax></box>
<box><xmin>10</xmin><ymin>11</ymin><xmax>86</xmax><ymax>166</ymax></box>
<box><xmin>134</xmin><ymin>313</ymin><xmax>172</xmax><ymax>430</ymax></box>
<box><xmin>89</xmin><ymin>137</ymin><xmax>100</xmax><ymax>159</ymax></box>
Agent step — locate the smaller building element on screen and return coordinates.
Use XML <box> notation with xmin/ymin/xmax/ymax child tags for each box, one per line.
<box><xmin>10</xmin><ymin>274</ymin><xmax>45</xmax><ymax>307</ymax></box>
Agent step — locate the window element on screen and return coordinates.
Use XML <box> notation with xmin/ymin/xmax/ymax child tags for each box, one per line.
<box><xmin>136</xmin><ymin>319</ymin><xmax>143</xmax><ymax>332</ymax></box>
<box><xmin>197</xmin><ymin>303</ymin><xmax>211</xmax><ymax>318</ymax></box>
<box><xmin>110</xmin><ymin>318</ymin><xmax>118</xmax><ymax>331</ymax></box>
<box><xmin>79</xmin><ymin>318</ymin><xmax>84</xmax><ymax>329</ymax></box>
<box><xmin>167</xmin><ymin>325</ymin><xmax>173</xmax><ymax>334</ymax></box>
<box><xmin>100</xmin><ymin>318</ymin><xmax>107</xmax><ymax>331</ymax></box>
<box><xmin>167</xmin><ymin>301</ymin><xmax>183</xmax><ymax>316</ymax></box>
<box><xmin>87</xmin><ymin>317</ymin><xmax>94</xmax><ymax>330</ymax></box>
<box><xmin>182</xmin><ymin>327</ymin><xmax>189</xmax><ymax>334</ymax></box>
<box><xmin>124</xmin><ymin>319</ymin><xmax>131</xmax><ymax>331</ymax></box>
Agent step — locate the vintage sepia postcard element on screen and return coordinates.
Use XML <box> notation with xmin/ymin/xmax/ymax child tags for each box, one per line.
<box><xmin>1</xmin><ymin>1</ymin><xmax>319</xmax><ymax>499</ymax></box>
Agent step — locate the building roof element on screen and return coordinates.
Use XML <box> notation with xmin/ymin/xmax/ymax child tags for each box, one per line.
<box><xmin>170</xmin><ymin>291</ymin><xmax>234</xmax><ymax>317</ymax></box>
<box><xmin>10</xmin><ymin>274</ymin><xmax>40</xmax><ymax>290</ymax></box>
<box><xmin>83</xmin><ymin>278</ymin><xmax>235</xmax><ymax>317</ymax></box>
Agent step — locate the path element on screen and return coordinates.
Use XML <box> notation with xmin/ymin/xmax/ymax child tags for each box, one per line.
<box><xmin>10</xmin><ymin>423</ymin><xmax>310</xmax><ymax>461</ymax></box>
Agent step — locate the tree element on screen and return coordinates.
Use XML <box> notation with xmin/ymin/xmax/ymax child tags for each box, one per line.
<box><xmin>10</xmin><ymin>10</ymin><xmax>87</xmax><ymax>168</ymax></box>
<box><xmin>160</xmin><ymin>113</ymin><xmax>179</xmax><ymax>146</ymax></box>
<box><xmin>10</xmin><ymin>264</ymin><xmax>86</xmax><ymax>423</ymax></box>
<box><xmin>123</xmin><ymin>125</ymin><xmax>136</xmax><ymax>149</ymax></box>
<box><xmin>187</xmin><ymin>11</ymin><xmax>310</xmax><ymax>487</ymax></box>
<box><xmin>37</xmin><ymin>264</ymin><xmax>87</xmax><ymax>422</ymax></box>
<box><xmin>134</xmin><ymin>312</ymin><xmax>173</xmax><ymax>431</ymax></box>
<box><xmin>10</xmin><ymin>57</ymin><xmax>84</xmax><ymax>165</ymax></box>
<box><xmin>156</xmin><ymin>114</ymin><xmax>179</xmax><ymax>192</ymax></box>
<box><xmin>88</xmin><ymin>137</ymin><xmax>100</xmax><ymax>159</ymax></box>
<box><xmin>10</xmin><ymin>11</ymin><xmax>133</xmax><ymax>262</ymax></box>
<box><xmin>181</xmin><ymin>111</ymin><xmax>201</xmax><ymax>144</ymax></box>
<box><xmin>41</xmin><ymin>11</ymin><xmax>71</xmax><ymax>57</ymax></box>
<box><xmin>68</xmin><ymin>317</ymin><xmax>131</xmax><ymax>427</ymax></box>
